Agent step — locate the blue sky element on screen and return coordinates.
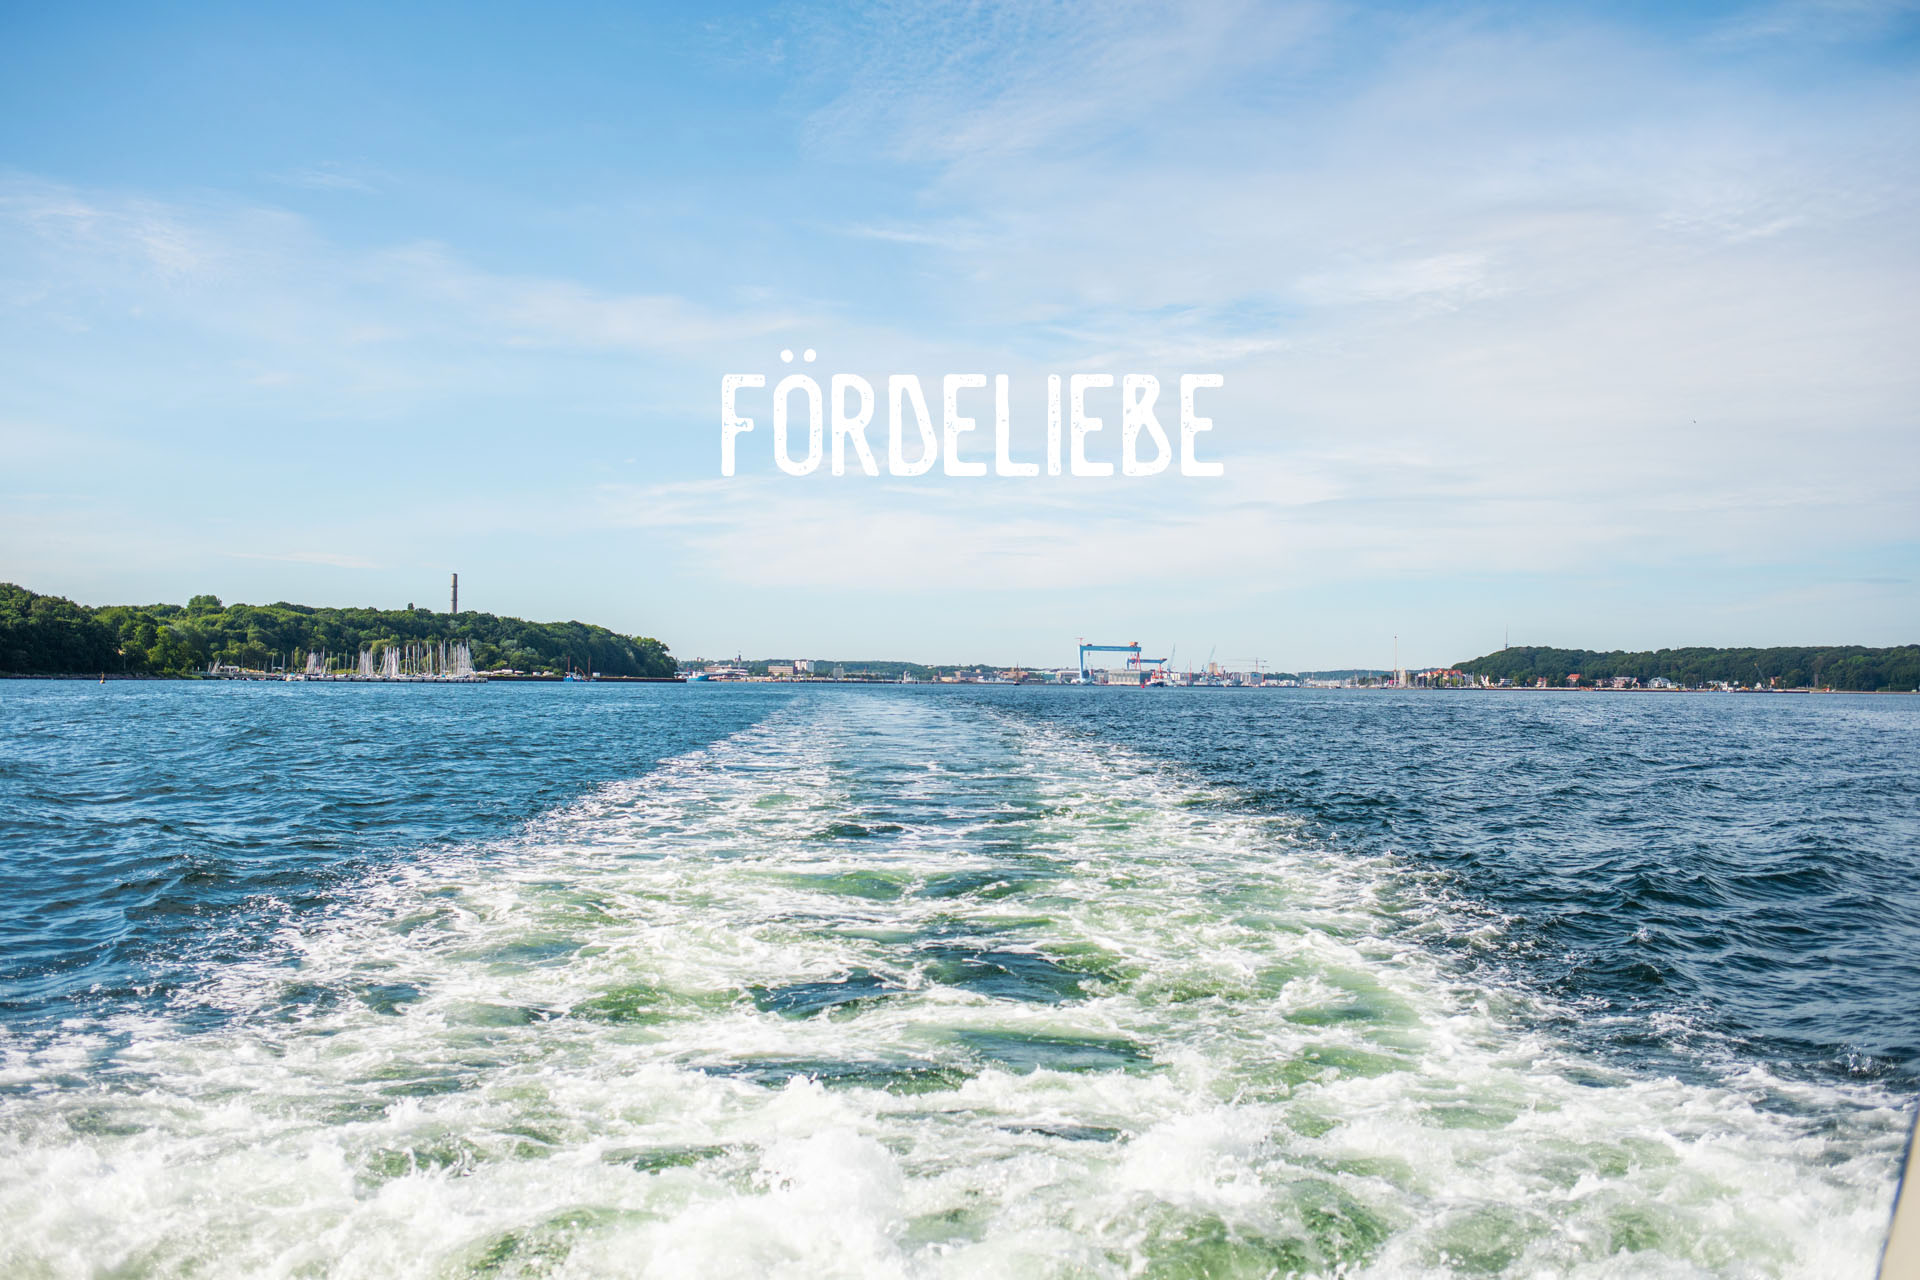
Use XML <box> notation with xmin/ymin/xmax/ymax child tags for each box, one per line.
<box><xmin>2</xmin><ymin>1</ymin><xmax>1917</xmax><ymax>668</ymax></box>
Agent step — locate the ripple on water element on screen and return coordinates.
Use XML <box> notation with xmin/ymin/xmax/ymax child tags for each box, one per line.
<box><xmin>0</xmin><ymin>687</ymin><xmax>1907</xmax><ymax>1278</ymax></box>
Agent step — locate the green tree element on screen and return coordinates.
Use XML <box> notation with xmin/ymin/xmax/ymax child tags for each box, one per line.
<box><xmin>0</xmin><ymin>583</ymin><xmax>679</xmax><ymax>678</ymax></box>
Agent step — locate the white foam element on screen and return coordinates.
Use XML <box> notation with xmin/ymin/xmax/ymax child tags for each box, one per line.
<box><xmin>0</xmin><ymin>695</ymin><xmax>1904</xmax><ymax>1277</ymax></box>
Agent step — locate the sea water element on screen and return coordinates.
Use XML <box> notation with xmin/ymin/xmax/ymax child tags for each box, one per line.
<box><xmin>0</xmin><ymin>682</ymin><xmax>1913</xmax><ymax>1277</ymax></box>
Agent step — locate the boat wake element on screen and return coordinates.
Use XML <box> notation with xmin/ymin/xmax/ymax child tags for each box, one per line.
<box><xmin>0</xmin><ymin>693</ymin><xmax>1903</xmax><ymax>1277</ymax></box>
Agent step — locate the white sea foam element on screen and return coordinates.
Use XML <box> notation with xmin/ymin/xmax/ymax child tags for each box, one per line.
<box><xmin>0</xmin><ymin>694</ymin><xmax>1904</xmax><ymax>1277</ymax></box>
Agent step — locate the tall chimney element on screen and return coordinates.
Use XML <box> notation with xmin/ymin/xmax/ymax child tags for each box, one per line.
<box><xmin>451</xmin><ymin>572</ymin><xmax>459</xmax><ymax>615</ymax></box>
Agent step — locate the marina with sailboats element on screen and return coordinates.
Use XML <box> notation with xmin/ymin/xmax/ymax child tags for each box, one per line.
<box><xmin>208</xmin><ymin>640</ymin><xmax>485</xmax><ymax>682</ymax></box>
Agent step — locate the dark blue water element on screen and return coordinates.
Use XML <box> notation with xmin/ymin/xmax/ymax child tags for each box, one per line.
<box><xmin>0</xmin><ymin>681</ymin><xmax>783</xmax><ymax>1020</ymax></box>
<box><xmin>0</xmin><ymin>680</ymin><xmax>1912</xmax><ymax>1275</ymax></box>
<box><xmin>998</xmin><ymin>688</ymin><xmax>1920</xmax><ymax>1087</ymax></box>
<box><xmin>9</xmin><ymin>682</ymin><xmax>1909</xmax><ymax>1085</ymax></box>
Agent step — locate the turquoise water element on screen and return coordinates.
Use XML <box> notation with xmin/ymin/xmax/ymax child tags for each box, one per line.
<box><xmin>0</xmin><ymin>682</ymin><xmax>1912</xmax><ymax>1276</ymax></box>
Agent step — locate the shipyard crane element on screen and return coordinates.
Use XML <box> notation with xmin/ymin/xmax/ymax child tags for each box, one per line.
<box><xmin>1077</xmin><ymin>638</ymin><xmax>1141</xmax><ymax>683</ymax></box>
<box><xmin>1076</xmin><ymin>638</ymin><xmax>1172</xmax><ymax>685</ymax></box>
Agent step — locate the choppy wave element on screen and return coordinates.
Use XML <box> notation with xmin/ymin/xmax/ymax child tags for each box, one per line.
<box><xmin>0</xmin><ymin>692</ymin><xmax>1905</xmax><ymax>1277</ymax></box>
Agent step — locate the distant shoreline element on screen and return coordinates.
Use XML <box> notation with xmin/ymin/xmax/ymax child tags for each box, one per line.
<box><xmin>6</xmin><ymin>673</ymin><xmax>1912</xmax><ymax>694</ymax></box>
<box><xmin>0</xmin><ymin>673</ymin><xmax>683</xmax><ymax>683</ymax></box>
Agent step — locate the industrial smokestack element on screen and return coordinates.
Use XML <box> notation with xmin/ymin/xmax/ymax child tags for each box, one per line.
<box><xmin>451</xmin><ymin>572</ymin><xmax>459</xmax><ymax>615</ymax></box>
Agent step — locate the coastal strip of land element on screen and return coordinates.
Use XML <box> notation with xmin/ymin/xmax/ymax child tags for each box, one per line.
<box><xmin>4</xmin><ymin>584</ymin><xmax>1913</xmax><ymax>691</ymax></box>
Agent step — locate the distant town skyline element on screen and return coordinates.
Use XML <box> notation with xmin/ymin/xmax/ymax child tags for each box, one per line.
<box><xmin>3</xmin><ymin>2</ymin><xmax>1916</xmax><ymax>668</ymax></box>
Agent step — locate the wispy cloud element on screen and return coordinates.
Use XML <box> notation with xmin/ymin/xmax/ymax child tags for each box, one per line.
<box><xmin>0</xmin><ymin>175</ymin><xmax>810</xmax><ymax>405</ymax></box>
<box><xmin>1712</xmin><ymin>0</ymin><xmax>1920</xmax><ymax>45</ymax></box>
<box><xmin>1298</xmin><ymin>252</ymin><xmax>1499</xmax><ymax>308</ymax></box>
<box><xmin>840</xmin><ymin>221</ymin><xmax>988</xmax><ymax>252</ymax></box>
<box><xmin>797</xmin><ymin>1</ymin><xmax>1326</xmax><ymax>165</ymax></box>
<box><xmin>270</xmin><ymin>164</ymin><xmax>378</xmax><ymax>194</ymax></box>
<box><xmin>1</xmin><ymin>179</ymin><xmax>217</xmax><ymax>277</ymax></box>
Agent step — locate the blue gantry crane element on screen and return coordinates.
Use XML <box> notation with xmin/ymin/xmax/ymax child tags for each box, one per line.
<box><xmin>1076</xmin><ymin>639</ymin><xmax>1171</xmax><ymax>684</ymax></box>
